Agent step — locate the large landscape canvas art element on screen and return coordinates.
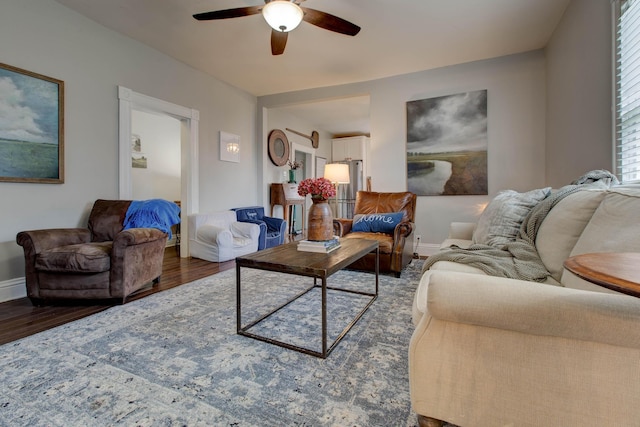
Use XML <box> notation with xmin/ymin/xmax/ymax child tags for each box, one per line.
<box><xmin>407</xmin><ymin>90</ymin><xmax>487</xmax><ymax>196</ymax></box>
<box><xmin>0</xmin><ymin>63</ymin><xmax>64</xmax><ymax>183</ymax></box>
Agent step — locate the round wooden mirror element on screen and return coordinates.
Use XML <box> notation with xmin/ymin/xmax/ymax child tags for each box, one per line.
<box><xmin>268</xmin><ymin>129</ymin><xmax>290</xmax><ymax>166</ymax></box>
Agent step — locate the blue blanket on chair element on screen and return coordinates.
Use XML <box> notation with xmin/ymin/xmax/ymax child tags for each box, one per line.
<box><xmin>123</xmin><ymin>199</ymin><xmax>181</xmax><ymax>239</ymax></box>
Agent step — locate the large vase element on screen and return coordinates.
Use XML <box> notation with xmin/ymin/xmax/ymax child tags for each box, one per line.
<box><xmin>288</xmin><ymin>169</ymin><xmax>296</xmax><ymax>183</ymax></box>
<box><xmin>307</xmin><ymin>198</ymin><xmax>334</xmax><ymax>241</ymax></box>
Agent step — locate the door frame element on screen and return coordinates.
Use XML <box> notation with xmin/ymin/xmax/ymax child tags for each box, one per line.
<box><xmin>118</xmin><ymin>86</ymin><xmax>199</xmax><ymax>257</ymax></box>
<box><xmin>291</xmin><ymin>142</ymin><xmax>316</xmax><ymax>227</ymax></box>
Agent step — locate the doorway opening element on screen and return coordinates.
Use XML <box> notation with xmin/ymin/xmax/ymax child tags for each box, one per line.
<box><xmin>118</xmin><ymin>86</ymin><xmax>200</xmax><ymax>257</ymax></box>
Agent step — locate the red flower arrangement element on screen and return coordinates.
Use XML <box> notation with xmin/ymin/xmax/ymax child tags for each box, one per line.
<box><xmin>297</xmin><ymin>177</ymin><xmax>336</xmax><ymax>200</ymax></box>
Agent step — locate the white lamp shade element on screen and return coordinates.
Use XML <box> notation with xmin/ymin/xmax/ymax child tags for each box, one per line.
<box><xmin>262</xmin><ymin>1</ymin><xmax>303</xmax><ymax>32</ymax></box>
<box><xmin>324</xmin><ymin>163</ymin><xmax>350</xmax><ymax>184</ymax></box>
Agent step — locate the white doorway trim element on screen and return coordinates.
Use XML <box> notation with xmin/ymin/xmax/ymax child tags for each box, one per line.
<box><xmin>291</xmin><ymin>142</ymin><xmax>315</xmax><ymax>179</ymax></box>
<box><xmin>118</xmin><ymin>86</ymin><xmax>199</xmax><ymax>257</ymax></box>
<box><xmin>291</xmin><ymin>142</ymin><xmax>316</xmax><ymax>223</ymax></box>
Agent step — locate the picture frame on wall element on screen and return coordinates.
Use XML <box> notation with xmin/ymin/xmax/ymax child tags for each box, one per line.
<box><xmin>406</xmin><ymin>89</ymin><xmax>488</xmax><ymax>196</ymax></box>
<box><xmin>0</xmin><ymin>62</ymin><xmax>64</xmax><ymax>183</ymax></box>
<box><xmin>220</xmin><ymin>131</ymin><xmax>240</xmax><ymax>163</ymax></box>
<box><xmin>131</xmin><ymin>134</ymin><xmax>147</xmax><ymax>168</ymax></box>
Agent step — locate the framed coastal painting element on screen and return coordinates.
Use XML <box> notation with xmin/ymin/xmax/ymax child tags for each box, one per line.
<box><xmin>0</xmin><ymin>62</ymin><xmax>64</xmax><ymax>183</ymax></box>
<box><xmin>406</xmin><ymin>89</ymin><xmax>487</xmax><ymax>196</ymax></box>
<box><xmin>131</xmin><ymin>134</ymin><xmax>147</xmax><ymax>169</ymax></box>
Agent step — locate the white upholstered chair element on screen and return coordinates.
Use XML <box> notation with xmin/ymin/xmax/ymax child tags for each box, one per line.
<box><xmin>188</xmin><ymin>211</ymin><xmax>260</xmax><ymax>262</ymax></box>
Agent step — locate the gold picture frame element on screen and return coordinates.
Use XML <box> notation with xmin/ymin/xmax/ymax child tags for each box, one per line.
<box><xmin>0</xmin><ymin>62</ymin><xmax>64</xmax><ymax>183</ymax></box>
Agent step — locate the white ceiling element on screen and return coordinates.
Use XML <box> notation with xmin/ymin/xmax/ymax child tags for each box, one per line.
<box><xmin>274</xmin><ymin>95</ymin><xmax>371</xmax><ymax>137</ymax></box>
<box><xmin>54</xmin><ymin>0</ymin><xmax>571</xmax><ymax>136</ymax></box>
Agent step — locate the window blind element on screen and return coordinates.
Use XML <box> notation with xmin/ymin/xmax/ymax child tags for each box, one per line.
<box><xmin>616</xmin><ymin>0</ymin><xmax>640</xmax><ymax>183</ymax></box>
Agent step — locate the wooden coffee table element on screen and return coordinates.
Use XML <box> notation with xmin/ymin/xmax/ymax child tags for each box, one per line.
<box><xmin>563</xmin><ymin>252</ymin><xmax>640</xmax><ymax>297</ymax></box>
<box><xmin>236</xmin><ymin>238</ymin><xmax>379</xmax><ymax>358</ymax></box>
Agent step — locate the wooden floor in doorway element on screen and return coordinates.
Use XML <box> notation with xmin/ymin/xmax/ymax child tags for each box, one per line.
<box><xmin>0</xmin><ymin>248</ymin><xmax>232</xmax><ymax>346</ymax></box>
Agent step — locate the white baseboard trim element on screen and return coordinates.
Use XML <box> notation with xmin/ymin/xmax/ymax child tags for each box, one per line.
<box><xmin>0</xmin><ymin>278</ymin><xmax>26</xmax><ymax>303</ymax></box>
<box><xmin>417</xmin><ymin>242</ymin><xmax>440</xmax><ymax>257</ymax></box>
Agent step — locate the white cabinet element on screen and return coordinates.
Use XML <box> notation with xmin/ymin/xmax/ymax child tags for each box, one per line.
<box><xmin>331</xmin><ymin>136</ymin><xmax>370</xmax><ymax>177</ymax></box>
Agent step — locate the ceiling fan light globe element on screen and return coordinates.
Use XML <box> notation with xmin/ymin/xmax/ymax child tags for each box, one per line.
<box><xmin>262</xmin><ymin>1</ymin><xmax>303</xmax><ymax>32</ymax></box>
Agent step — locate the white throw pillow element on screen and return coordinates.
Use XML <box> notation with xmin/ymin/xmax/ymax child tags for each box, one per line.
<box><xmin>472</xmin><ymin>187</ymin><xmax>551</xmax><ymax>247</ymax></box>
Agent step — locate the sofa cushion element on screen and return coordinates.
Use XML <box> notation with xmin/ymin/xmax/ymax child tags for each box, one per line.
<box><xmin>536</xmin><ymin>189</ymin><xmax>606</xmax><ymax>282</ymax></box>
<box><xmin>234</xmin><ymin>206</ymin><xmax>264</xmax><ymax>222</ymax></box>
<box><xmin>472</xmin><ymin>187</ymin><xmax>551</xmax><ymax>247</ymax></box>
<box><xmin>344</xmin><ymin>232</ymin><xmax>394</xmax><ymax>253</ymax></box>
<box><xmin>88</xmin><ymin>199</ymin><xmax>131</xmax><ymax>242</ymax></box>
<box><xmin>351</xmin><ymin>212</ymin><xmax>403</xmax><ymax>234</ymax></box>
<box><xmin>567</xmin><ymin>188</ymin><xmax>640</xmax><ymax>257</ymax></box>
<box><xmin>353</xmin><ymin>191</ymin><xmax>416</xmax><ymax>223</ymax></box>
<box><xmin>35</xmin><ymin>242</ymin><xmax>112</xmax><ymax>273</ymax></box>
<box><xmin>429</xmin><ymin>260</ymin><xmax>488</xmax><ymax>275</ymax></box>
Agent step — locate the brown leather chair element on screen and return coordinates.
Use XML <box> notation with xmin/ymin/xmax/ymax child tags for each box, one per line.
<box><xmin>334</xmin><ymin>191</ymin><xmax>417</xmax><ymax>277</ymax></box>
<box><xmin>16</xmin><ymin>199</ymin><xmax>173</xmax><ymax>305</ymax></box>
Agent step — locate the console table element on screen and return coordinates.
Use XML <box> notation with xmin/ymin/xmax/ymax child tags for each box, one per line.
<box><xmin>270</xmin><ymin>183</ymin><xmax>305</xmax><ymax>236</ymax></box>
<box><xmin>563</xmin><ymin>252</ymin><xmax>640</xmax><ymax>298</ymax></box>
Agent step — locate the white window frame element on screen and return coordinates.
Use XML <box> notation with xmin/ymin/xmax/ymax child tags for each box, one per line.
<box><xmin>614</xmin><ymin>0</ymin><xmax>640</xmax><ymax>183</ymax></box>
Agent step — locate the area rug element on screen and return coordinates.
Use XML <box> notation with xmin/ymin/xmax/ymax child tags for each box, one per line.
<box><xmin>0</xmin><ymin>261</ymin><xmax>426</xmax><ymax>426</ymax></box>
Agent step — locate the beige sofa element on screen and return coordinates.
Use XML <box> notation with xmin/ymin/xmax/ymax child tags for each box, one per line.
<box><xmin>410</xmin><ymin>182</ymin><xmax>640</xmax><ymax>427</ymax></box>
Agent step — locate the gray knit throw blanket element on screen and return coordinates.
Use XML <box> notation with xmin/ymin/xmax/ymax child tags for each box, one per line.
<box><xmin>421</xmin><ymin>170</ymin><xmax>620</xmax><ymax>282</ymax></box>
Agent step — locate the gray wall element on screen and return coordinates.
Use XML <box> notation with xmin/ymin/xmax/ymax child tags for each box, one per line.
<box><xmin>259</xmin><ymin>51</ymin><xmax>548</xmax><ymax>248</ymax></box>
<box><xmin>0</xmin><ymin>0</ymin><xmax>258</xmax><ymax>288</ymax></box>
<box><xmin>545</xmin><ymin>0</ymin><xmax>613</xmax><ymax>187</ymax></box>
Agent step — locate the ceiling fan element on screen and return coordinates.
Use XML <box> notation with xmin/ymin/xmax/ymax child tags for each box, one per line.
<box><xmin>193</xmin><ymin>0</ymin><xmax>361</xmax><ymax>55</ymax></box>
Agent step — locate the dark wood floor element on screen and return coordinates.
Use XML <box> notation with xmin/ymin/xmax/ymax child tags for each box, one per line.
<box><xmin>0</xmin><ymin>248</ymin><xmax>233</xmax><ymax>346</ymax></box>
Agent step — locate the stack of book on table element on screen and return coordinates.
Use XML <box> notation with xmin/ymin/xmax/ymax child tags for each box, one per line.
<box><xmin>297</xmin><ymin>237</ymin><xmax>341</xmax><ymax>253</ymax></box>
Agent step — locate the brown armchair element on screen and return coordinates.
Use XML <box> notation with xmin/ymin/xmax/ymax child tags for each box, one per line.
<box><xmin>334</xmin><ymin>191</ymin><xmax>417</xmax><ymax>277</ymax></box>
<box><xmin>16</xmin><ymin>199</ymin><xmax>172</xmax><ymax>305</ymax></box>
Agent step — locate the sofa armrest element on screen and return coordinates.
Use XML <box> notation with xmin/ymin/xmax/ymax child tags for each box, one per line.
<box><xmin>194</xmin><ymin>224</ymin><xmax>232</xmax><ymax>246</ymax></box>
<box><xmin>236</xmin><ymin>219</ymin><xmax>267</xmax><ymax>249</ymax></box>
<box><xmin>424</xmin><ymin>271</ymin><xmax>640</xmax><ymax>349</ymax></box>
<box><xmin>231</xmin><ymin>221</ymin><xmax>261</xmax><ymax>240</ymax></box>
<box><xmin>333</xmin><ymin>218</ymin><xmax>353</xmax><ymax>236</ymax></box>
<box><xmin>17</xmin><ymin>228</ymin><xmax>92</xmax><ymax>254</ymax></box>
<box><xmin>16</xmin><ymin>228</ymin><xmax>93</xmax><ymax>299</ymax></box>
<box><xmin>263</xmin><ymin>216</ymin><xmax>285</xmax><ymax>233</ymax></box>
<box><xmin>394</xmin><ymin>221</ymin><xmax>414</xmax><ymax>239</ymax></box>
<box><xmin>112</xmin><ymin>228</ymin><xmax>167</xmax><ymax>248</ymax></box>
<box><xmin>448</xmin><ymin>222</ymin><xmax>476</xmax><ymax>240</ymax></box>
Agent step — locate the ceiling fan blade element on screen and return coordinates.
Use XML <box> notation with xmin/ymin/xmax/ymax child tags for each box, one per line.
<box><xmin>300</xmin><ymin>7</ymin><xmax>361</xmax><ymax>36</ymax></box>
<box><xmin>193</xmin><ymin>6</ymin><xmax>262</xmax><ymax>21</ymax></box>
<box><xmin>271</xmin><ymin>30</ymin><xmax>288</xmax><ymax>55</ymax></box>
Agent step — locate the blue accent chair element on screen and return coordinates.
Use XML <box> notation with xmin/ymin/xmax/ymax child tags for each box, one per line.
<box><xmin>231</xmin><ymin>206</ymin><xmax>287</xmax><ymax>250</ymax></box>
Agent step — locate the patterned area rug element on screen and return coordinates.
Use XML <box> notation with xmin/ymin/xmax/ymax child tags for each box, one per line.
<box><xmin>0</xmin><ymin>260</ymin><xmax>426</xmax><ymax>426</ymax></box>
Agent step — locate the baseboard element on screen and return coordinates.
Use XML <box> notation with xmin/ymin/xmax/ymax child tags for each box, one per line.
<box><xmin>0</xmin><ymin>278</ymin><xmax>26</xmax><ymax>303</ymax></box>
<box><xmin>416</xmin><ymin>242</ymin><xmax>440</xmax><ymax>257</ymax></box>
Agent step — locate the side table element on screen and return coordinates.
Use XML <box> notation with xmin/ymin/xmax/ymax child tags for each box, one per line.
<box><xmin>563</xmin><ymin>252</ymin><xmax>640</xmax><ymax>297</ymax></box>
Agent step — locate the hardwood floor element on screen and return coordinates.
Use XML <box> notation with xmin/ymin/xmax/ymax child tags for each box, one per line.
<box><xmin>0</xmin><ymin>248</ymin><xmax>234</xmax><ymax>346</ymax></box>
